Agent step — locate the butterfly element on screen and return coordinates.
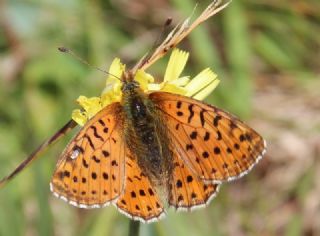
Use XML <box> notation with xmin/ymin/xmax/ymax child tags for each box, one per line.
<box><xmin>0</xmin><ymin>0</ymin><xmax>266</xmax><ymax>223</ymax></box>
<box><xmin>49</xmin><ymin>70</ymin><xmax>266</xmax><ymax>223</ymax></box>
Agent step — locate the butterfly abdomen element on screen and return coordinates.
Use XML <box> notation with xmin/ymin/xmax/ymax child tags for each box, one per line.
<box><xmin>121</xmin><ymin>82</ymin><xmax>173</xmax><ymax>189</ymax></box>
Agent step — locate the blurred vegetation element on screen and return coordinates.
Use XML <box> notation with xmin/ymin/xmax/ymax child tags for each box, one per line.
<box><xmin>0</xmin><ymin>0</ymin><xmax>319</xmax><ymax>236</ymax></box>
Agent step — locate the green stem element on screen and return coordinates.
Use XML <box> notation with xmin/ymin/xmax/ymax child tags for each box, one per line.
<box><xmin>128</xmin><ymin>220</ymin><xmax>140</xmax><ymax>236</ymax></box>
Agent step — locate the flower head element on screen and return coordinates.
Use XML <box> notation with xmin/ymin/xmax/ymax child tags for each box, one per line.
<box><xmin>72</xmin><ymin>49</ymin><xmax>220</xmax><ymax>126</ymax></box>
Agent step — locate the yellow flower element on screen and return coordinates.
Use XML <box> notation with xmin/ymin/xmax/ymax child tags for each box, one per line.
<box><xmin>72</xmin><ymin>48</ymin><xmax>220</xmax><ymax>126</ymax></box>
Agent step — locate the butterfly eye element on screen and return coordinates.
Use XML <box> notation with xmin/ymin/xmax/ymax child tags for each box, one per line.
<box><xmin>122</xmin><ymin>81</ymin><xmax>140</xmax><ymax>92</ymax></box>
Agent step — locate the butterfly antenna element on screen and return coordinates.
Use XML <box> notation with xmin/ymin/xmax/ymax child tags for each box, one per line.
<box><xmin>58</xmin><ymin>47</ymin><xmax>122</xmax><ymax>81</ymax></box>
<box><xmin>0</xmin><ymin>120</ymin><xmax>77</xmax><ymax>189</ymax></box>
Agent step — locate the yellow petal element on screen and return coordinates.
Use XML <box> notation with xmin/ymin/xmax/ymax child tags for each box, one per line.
<box><xmin>102</xmin><ymin>58</ymin><xmax>124</xmax><ymax>96</ymax></box>
<box><xmin>147</xmin><ymin>83</ymin><xmax>162</xmax><ymax>91</ymax></box>
<box><xmin>135</xmin><ymin>70</ymin><xmax>154</xmax><ymax>91</ymax></box>
<box><xmin>108</xmin><ymin>58</ymin><xmax>125</xmax><ymax>81</ymax></box>
<box><xmin>76</xmin><ymin>96</ymin><xmax>99</xmax><ymax>111</ymax></box>
<box><xmin>164</xmin><ymin>49</ymin><xmax>189</xmax><ymax>82</ymax></box>
<box><xmin>76</xmin><ymin>96</ymin><xmax>92</xmax><ymax>112</ymax></box>
<box><xmin>184</xmin><ymin>68</ymin><xmax>218</xmax><ymax>97</ymax></box>
<box><xmin>161</xmin><ymin>83</ymin><xmax>187</xmax><ymax>95</ymax></box>
<box><xmin>169</xmin><ymin>76</ymin><xmax>190</xmax><ymax>86</ymax></box>
<box><xmin>76</xmin><ymin>96</ymin><xmax>102</xmax><ymax>119</ymax></box>
<box><xmin>72</xmin><ymin>109</ymin><xmax>88</xmax><ymax>126</ymax></box>
<box><xmin>100</xmin><ymin>92</ymin><xmax>113</xmax><ymax>107</ymax></box>
<box><xmin>192</xmin><ymin>78</ymin><xmax>220</xmax><ymax>100</ymax></box>
<box><xmin>101</xmin><ymin>89</ymin><xmax>122</xmax><ymax>107</ymax></box>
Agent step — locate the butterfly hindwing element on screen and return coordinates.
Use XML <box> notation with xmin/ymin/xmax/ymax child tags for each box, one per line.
<box><xmin>50</xmin><ymin>102</ymin><xmax>126</xmax><ymax>208</ymax></box>
<box><xmin>115</xmin><ymin>153</ymin><xmax>165</xmax><ymax>223</ymax></box>
<box><xmin>149</xmin><ymin>91</ymin><xmax>266</xmax><ymax>183</ymax></box>
<box><xmin>169</xmin><ymin>145</ymin><xmax>220</xmax><ymax>210</ymax></box>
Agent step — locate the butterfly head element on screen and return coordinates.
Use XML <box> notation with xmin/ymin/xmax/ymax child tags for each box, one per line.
<box><xmin>121</xmin><ymin>70</ymin><xmax>140</xmax><ymax>93</ymax></box>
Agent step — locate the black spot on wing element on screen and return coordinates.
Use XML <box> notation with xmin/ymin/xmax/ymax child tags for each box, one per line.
<box><xmin>204</xmin><ymin>131</ymin><xmax>210</xmax><ymax>141</ymax></box>
<box><xmin>216</xmin><ymin>130</ymin><xmax>222</xmax><ymax>140</ymax></box>
<box><xmin>102</xmin><ymin>172</ymin><xmax>108</xmax><ymax>180</ymax></box>
<box><xmin>200</xmin><ymin>109</ymin><xmax>205</xmax><ymax>127</ymax></box>
<box><xmin>187</xmin><ymin>104</ymin><xmax>194</xmax><ymax>123</ymax></box>
<box><xmin>92</xmin><ymin>155</ymin><xmax>100</xmax><ymax>163</ymax></box>
<box><xmin>90</xmin><ymin>126</ymin><xmax>104</xmax><ymax>141</ymax></box>
<box><xmin>91</xmin><ymin>172</ymin><xmax>97</xmax><ymax>179</ymax></box>
<box><xmin>177</xmin><ymin>111</ymin><xmax>183</xmax><ymax>116</ymax></box>
<box><xmin>82</xmin><ymin>159</ymin><xmax>89</xmax><ymax>168</ymax></box>
<box><xmin>190</xmin><ymin>131</ymin><xmax>197</xmax><ymax>140</ymax></box>
<box><xmin>214</xmin><ymin>147</ymin><xmax>221</xmax><ymax>154</ymax></box>
<box><xmin>98</xmin><ymin>119</ymin><xmax>105</xmax><ymax>126</ymax></box>
<box><xmin>213</xmin><ymin>115</ymin><xmax>222</xmax><ymax>127</ymax></box>
<box><xmin>176</xmin><ymin>101</ymin><xmax>182</xmax><ymax>109</ymax></box>
<box><xmin>102</xmin><ymin>150</ymin><xmax>110</xmax><ymax>157</ymax></box>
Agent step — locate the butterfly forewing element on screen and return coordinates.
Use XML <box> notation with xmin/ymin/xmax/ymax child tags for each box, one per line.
<box><xmin>50</xmin><ymin>102</ymin><xmax>126</xmax><ymax>208</ymax></box>
<box><xmin>149</xmin><ymin>92</ymin><xmax>266</xmax><ymax>183</ymax></box>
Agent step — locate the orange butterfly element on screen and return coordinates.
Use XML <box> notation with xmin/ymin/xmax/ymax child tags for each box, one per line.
<box><xmin>50</xmin><ymin>70</ymin><xmax>266</xmax><ymax>223</ymax></box>
<box><xmin>0</xmin><ymin>0</ymin><xmax>266</xmax><ymax>223</ymax></box>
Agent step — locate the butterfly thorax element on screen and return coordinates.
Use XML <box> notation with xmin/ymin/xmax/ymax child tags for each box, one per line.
<box><xmin>121</xmin><ymin>73</ymin><xmax>173</xmax><ymax>197</ymax></box>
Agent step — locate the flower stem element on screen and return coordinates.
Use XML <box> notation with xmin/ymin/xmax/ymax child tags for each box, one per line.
<box><xmin>128</xmin><ymin>220</ymin><xmax>140</xmax><ymax>236</ymax></box>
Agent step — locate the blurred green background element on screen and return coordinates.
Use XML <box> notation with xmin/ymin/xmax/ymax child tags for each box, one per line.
<box><xmin>0</xmin><ymin>0</ymin><xmax>320</xmax><ymax>235</ymax></box>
